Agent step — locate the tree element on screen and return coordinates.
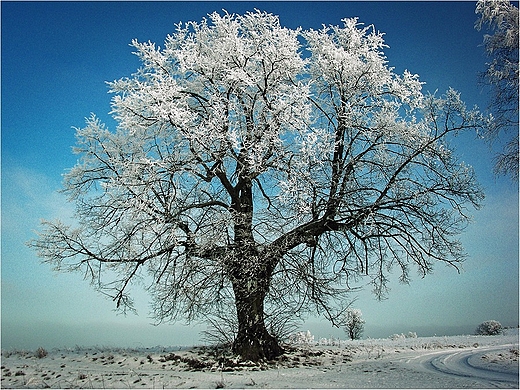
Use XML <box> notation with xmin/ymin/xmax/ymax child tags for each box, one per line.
<box><xmin>475</xmin><ymin>320</ymin><xmax>503</xmax><ymax>335</ymax></box>
<box><xmin>475</xmin><ymin>0</ymin><xmax>519</xmax><ymax>181</ymax></box>
<box><xmin>30</xmin><ymin>11</ymin><xmax>487</xmax><ymax>361</ymax></box>
<box><xmin>343</xmin><ymin>309</ymin><xmax>365</xmax><ymax>340</ymax></box>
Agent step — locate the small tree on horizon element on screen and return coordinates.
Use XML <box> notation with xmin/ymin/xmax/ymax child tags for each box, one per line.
<box><xmin>343</xmin><ymin>309</ymin><xmax>365</xmax><ymax>340</ymax></box>
<box><xmin>30</xmin><ymin>11</ymin><xmax>487</xmax><ymax>361</ymax></box>
<box><xmin>475</xmin><ymin>320</ymin><xmax>503</xmax><ymax>335</ymax></box>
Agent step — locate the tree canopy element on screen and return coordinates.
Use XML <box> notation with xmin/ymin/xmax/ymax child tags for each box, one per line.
<box><xmin>31</xmin><ymin>11</ymin><xmax>487</xmax><ymax>360</ymax></box>
<box><xmin>475</xmin><ymin>0</ymin><xmax>519</xmax><ymax>181</ymax></box>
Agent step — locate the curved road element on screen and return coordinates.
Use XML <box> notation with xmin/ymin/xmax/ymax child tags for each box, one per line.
<box><xmin>403</xmin><ymin>344</ymin><xmax>519</xmax><ymax>388</ymax></box>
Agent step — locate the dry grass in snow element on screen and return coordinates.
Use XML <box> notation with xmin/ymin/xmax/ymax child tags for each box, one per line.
<box><xmin>1</xmin><ymin>330</ymin><xmax>518</xmax><ymax>389</ymax></box>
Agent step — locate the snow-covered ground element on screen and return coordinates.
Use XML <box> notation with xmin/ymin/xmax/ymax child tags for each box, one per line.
<box><xmin>1</xmin><ymin>329</ymin><xmax>518</xmax><ymax>389</ymax></box>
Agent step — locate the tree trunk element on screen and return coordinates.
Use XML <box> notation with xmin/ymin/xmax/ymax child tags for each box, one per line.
<box><xmin>229</xmin><ymin>174</ymin><xmax>284</xmax><ymax>361</ymax></box>
<box><xmin>231</xmin><ymin>278</ymin><xmax>284</xmax><ymax>361</ymax></box>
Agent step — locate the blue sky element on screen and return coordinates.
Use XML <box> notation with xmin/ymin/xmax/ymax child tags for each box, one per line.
<box><xmin>2</xmin><ymin>1</ymin><xmax>518</xmax><ymax>350</ymax></box>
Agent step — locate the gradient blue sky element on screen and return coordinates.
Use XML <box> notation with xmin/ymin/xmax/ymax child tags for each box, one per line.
<box><xmin>2</xmin><ymin>1</ymin><xmax>518</xmax><ymax>350</ymax></box>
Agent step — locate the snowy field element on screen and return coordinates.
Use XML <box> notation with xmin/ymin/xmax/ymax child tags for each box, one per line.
<box><xmin>1</xmin><ymin>329</ymin><xmax>518</xmax><ymax>389</ymax></box>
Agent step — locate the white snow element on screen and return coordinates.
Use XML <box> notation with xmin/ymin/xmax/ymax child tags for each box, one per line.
<box><xmin>1</xmin><ymin>329</ymin><xmax>518</xmax><ymax>388</ymax></box>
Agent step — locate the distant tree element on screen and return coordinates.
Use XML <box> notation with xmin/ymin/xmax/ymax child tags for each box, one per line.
<box><xmin>343</xmin><ymin>309</ymin><xmax>365</xmax><ymax>340</ymax></box>
<box><xmin>475</xmin><ymin>0</ymin><xmax>519</xmax><ymax>181</ymax></box>
<box><xmin>30</xmin><ymin>11</ymin><xmax>487</xmax><ymax>361</ymax></box>
<box><xmin>475</xmin><ymin>320</ymin><xmax>503</xmax><ymax>335</ymax></box>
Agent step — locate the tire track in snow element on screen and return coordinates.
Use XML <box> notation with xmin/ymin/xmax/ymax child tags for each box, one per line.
<box><xmin>403</xmin><ymin>344</ymin><xmax>519</xmax><ymax>388</ymax></box>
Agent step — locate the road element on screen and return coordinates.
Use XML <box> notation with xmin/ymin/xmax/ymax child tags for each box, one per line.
<box><xmin>402</xmin><ymin>344</ymin><xmax>519</xmax><ymax>388</ymax></box>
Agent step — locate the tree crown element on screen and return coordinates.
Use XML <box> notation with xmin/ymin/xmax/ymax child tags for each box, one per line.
<box><xmin>31</xmin><ymin>11</ymin><xmax>487</xmax><ymax>329</ymax></box>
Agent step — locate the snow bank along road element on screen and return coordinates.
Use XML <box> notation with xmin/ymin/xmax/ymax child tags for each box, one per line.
<box><xmin>400</xmin><ymin>343</ymin><xmax>519</xmax><ymax>388</ymax></box>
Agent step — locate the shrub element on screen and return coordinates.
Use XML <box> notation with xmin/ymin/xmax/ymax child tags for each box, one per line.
<box><xmin>35</xmin><ymin>347</ymin><xmax>48</xmax><ymax>358</ymax></box>
<box><xmin>389</xmin><ymin>332</ymin><xmax>417</xmax><ymax>340</ymax></box>
<box><xmin>318</xmin><ymin>337</ymin><xmax>341</xmax><ymax>346</ymax></box>
<box><xmin>475</xmin><ymin>320</ymin><xmax>503</xmax><ymax>335</ymax></box>
<box><xmin>287</xmin><ymin>330</ymin><xmax>315</xmax><ymax>344</ymax></box>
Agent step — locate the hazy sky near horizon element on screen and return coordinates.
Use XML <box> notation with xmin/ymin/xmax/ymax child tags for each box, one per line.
<box><xmin>2</xmin><ymin>1</ymin><xmax>518</xmax><ymax>350</ymax></box>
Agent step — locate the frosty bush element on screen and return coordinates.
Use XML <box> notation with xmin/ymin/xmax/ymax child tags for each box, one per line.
<box><xmin>475</xmin><ymin>320</ymin><xmax>503</xmax><ymax>335</ymax></box>
<box><xmin>35</xmin><ymin>347</ymin><xmax>48</xmax><ymax>359</ymax></box>
<box><xmin>288</xmin><ymin>330</ymin><xmax>315</xmax><ymax>345</ymax></box>
<box><xmin>389</xmin><ymin>332</ymin><xmax>417</xmax><ymax>340</ymax></box>
<box><xmin>318</xmin><ymin>337</ymin><xmax>341</xmax><ymax>346</ymax></box>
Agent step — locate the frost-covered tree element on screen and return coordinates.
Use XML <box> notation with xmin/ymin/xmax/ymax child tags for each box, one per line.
<box><xmin>475</xmin><ymin>320</ymin><xmax>503</xmax><ymax>335</ymax></box>
<box><xmin>30</xmin><ymin>11</ymin><xmax>487</xmax><ymax>361</ymax></box>
<box><xmin>475</xmin><ymin>0</ymin><xmax>519</xmax><ymax>181</ymax></box>
<box><xmin>343</xmin><ymin>309</ymin><xmax>365</xmax><ymax>340</ymax></box>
